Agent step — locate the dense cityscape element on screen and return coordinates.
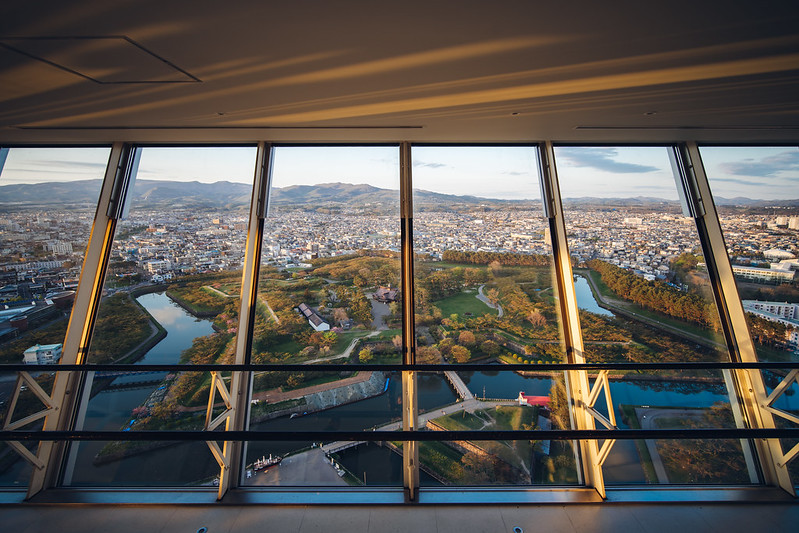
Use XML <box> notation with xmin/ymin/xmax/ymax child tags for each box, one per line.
<box><xmin>2</xmin><ymin>200</ymin><xmax>798</xmax><ymax>303</ymax></box>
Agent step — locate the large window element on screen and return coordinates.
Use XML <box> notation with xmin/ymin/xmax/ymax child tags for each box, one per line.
<box><xmin>0</xmin><ymin>147</ymin><xmax>110</xmax><ymax>487</ymax></box>
<box><xmin>700</xmin><ymin>145</ymin><xmax>799</xmax><ymax>482</ymax></box>
<box><xmin>64</xmin><ymin>146</ymin><xmax>257</xmax><ymax>486</ymax></box>
<box><xmin>243</xmin><ymin>146</ymin><xmax>404</xmax><ymax>487</ymax></box>
<box><xmin>411</xmin><ymin>146</ymin><xmax>576</xmax><ymax>486</ymax></box>
<box><xmin>555</xmin><ymin>146</ymin><xmax>753</xmax><ymax>486</ymax></box>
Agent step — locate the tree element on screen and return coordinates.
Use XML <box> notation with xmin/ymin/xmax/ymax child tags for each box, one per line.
<box><xmin>350</xmin><ymin>291</ymin><xmax>373</xmax><ymax>325</ymax></box>
<box><xmin>485</xmin><ymin>288</ymin><xmax>500</xmax><ymax>306</ymax></box>
<box><xmin>392</xmin><ymin>335</ymin><xmax>403</xmax><ymax>352</ymax></box>
<box><xmin>480</xmin><ymin>340</ymin><xmax>500</xmax><ymax>356</ymax></box>
<box><xmin>321</xmin><ymin>331</ymin><xmax>338</xmax><ymax>348</ymax></box>
<box><xmin>416</xmin><ymin>345</ymin><xmax>442</xmax><ymax>364</ymax></box>
<box><xmin>461</xmin><ymin>452</ymin><xmax>492</xmax><ymax>484</ymax></box>
<box><xmin>450</xmin><ymin>345</ymin><xmax>471</xmax><ymax>363</ymax></box>
<box><xmin>527</xmin><ymin>309</ymin><xmax>547</xmax><ymax>327</ymax></box>
<box><xmin>438</xmin><ymin>337</ymin><xmax>455</xmax><ymax>355</ymax></box>
<box><xmin>458</xmin><ymin>330</ymin><xmax>476</xmax><ymax>347</ymax></box>
<box><xmin>358</xmin><ymin>347</ymin><xmax>374</xmax><ymax>363</ymax></box>
<box><xmin>286</xmin><ymin>373</ymin><xmax>304</xmax><ymax>388</ymax></box>
<box><xmin>332</xmin><ymin>307</ymin><xmax>349</xmax><ymax>324</ymax></box>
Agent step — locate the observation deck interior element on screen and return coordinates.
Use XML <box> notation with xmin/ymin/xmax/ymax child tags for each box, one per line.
<box><xmin>1</xmin><ymin>1</ymin><xmax>799</xmax><ymax>531</ymax></box>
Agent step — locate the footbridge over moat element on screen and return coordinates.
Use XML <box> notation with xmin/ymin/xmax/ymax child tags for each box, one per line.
<box><xmin>443</xmin><ymin>370</ymin><xmax>474</xmax><ymax>401</ymax></box>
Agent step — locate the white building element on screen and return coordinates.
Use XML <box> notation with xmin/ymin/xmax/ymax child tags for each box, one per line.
<box><xmin>742</xmin><ymin>301</ymin><xmax>799</xmax><ymax>320</ymax></box>
<box><xmin>23</xmin><ymin>343</ymin><xmax>63</xmax><ymax>365</ymax></box>
<box><xmin>48</xmin><ymin>241</ymin><xmax>73</xmax><ymax>254</ymax></box>
<box><xmin>764</xmin><ymin>248</ymin><xmax>796</xmax><ymax>261</ymax></box>
<box><xmin>732</xmin><ymin>265</ymin><xmax>795</xmax><ymax>284</ymax></box>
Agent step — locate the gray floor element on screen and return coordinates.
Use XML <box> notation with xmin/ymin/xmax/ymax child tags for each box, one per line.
<box><xmin>2</xmin><ymin>503</ymin><xmax>799</xmax><ymax>533</ymax></box>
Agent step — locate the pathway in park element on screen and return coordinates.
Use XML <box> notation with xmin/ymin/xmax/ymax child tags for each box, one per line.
<box><xmin>301</xmin><ymin>331</ymin><xmax>382</xmax><ymax>365</ymax></box>
<box><xmin>477</xmin><ymin>285</ymin><xmax>504</xmax><ymax>317</ymax></box>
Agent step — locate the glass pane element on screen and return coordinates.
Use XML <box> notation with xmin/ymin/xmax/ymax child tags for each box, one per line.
<box><xmin>554</xmin><ymin>146</ymin><xmax>753</xmax><ymax>485</ymax></box>
<box><xmin>0</xmin><ymin>147</ymin><xmax>110</xmax><ymax>487</ymax></box>
<box><xmin>699</xmin><ymin>145</ymin><xmax>799</xmax><ymax>482</ymax></box>
<box><xmin>416</xmin><ymin>370</ymin><xmax>578</xmax><ymax>486</ymax></box>
<box><xmin>244</xmin><ymin>146</ymin><xmax>402</xmax><ymax>486</ymax></box>
<box><xmin>410</xmin><ymin>146</ymin><xmax>574</xmax><ymax>486</ymax></box>
<box><xmin>65</xmin><ymin>146</ymin><xmax>257</xmax><ymax>486</ymax></box>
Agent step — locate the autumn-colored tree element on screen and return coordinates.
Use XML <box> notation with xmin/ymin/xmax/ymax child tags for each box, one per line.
<box><xmin>458</xmin><ymin>330</ymin><xmax>476</xmax><ymax>347</ymax></box>
<box><xmin>321</xmin><ymin>331</ymin><xmax>338</xmax><ymax>348</ymax></box>
<box><xmin>450</xmin><ymin>345</ymin><xmax>471</xmax><ymax>363</ymax></box>
<box><xmin>527</xmin><ymin>309</ymin><xmax>547</xmax><ymax>327</ymax></box>
<box><xmin>332</xmin><ymin>307</ymin><xmax>349</xmax><ymax>324</ymax></box>
<box><xmin>438</xmin><ymin>337</ymin><xmax>455</xmax><ymax>355</ymax></box>
<box><xmin>358</xmin><ymin>347</ymin><xmax>374</xmax><ymax>363</ymax></box>
<box><xmin>480</xmin><ymin>340</ymin><xmax>500</xmax><ymax>356</ymax></box>
<box><xmin>416</xmin><ymin>345</ymin><xmax>442</xmax><ymax>364</ymax></box>
<box><xmin>350</xmin><ymin>291</ymin><xmax>373</xmax><ymax>325</ymax></box>
<box><xmin>485</xmin><ymin>288</ymin><xmax>500</xmax><ymax>306</ymax></box>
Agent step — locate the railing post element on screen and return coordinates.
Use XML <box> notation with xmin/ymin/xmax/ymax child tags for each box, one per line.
<box><xmin>399</xmin><ymin>141</ymin><xmax>419</xmax><ymax>501</ymax></box>
<box><xmin>26</xmin><ymin>143</ymin><xmax>130</xmax><ymax>498</ymax></box>
<box><xmin>676</xmin><ymin>142</ymin><xmax>795</xmax><ymax>495</ymax></box>
<box><xmin>538</xmin><ymin>142</ymin><xmax>607</xmax><ymax>498</ymax></box>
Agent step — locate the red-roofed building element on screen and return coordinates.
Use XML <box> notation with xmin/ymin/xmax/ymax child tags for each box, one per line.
<box><xmin>517</xmin><ymin>392</ymin><xmax>550</xmax><ymax>407</ymax></box>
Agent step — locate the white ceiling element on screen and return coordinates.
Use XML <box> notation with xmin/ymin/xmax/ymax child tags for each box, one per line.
<box><xmin>1</xmin><ymin>0</ymin><xmax>798</xmax><ymax>143</ymax></box>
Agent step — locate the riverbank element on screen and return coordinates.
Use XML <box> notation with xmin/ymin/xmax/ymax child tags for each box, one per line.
<box><xmin>512</xmin><ymin>367</ymin><xmax>724</xmax><ymax>384</ymax></box>
<box><xmin>164</xmin><ymin>290</ymin><xmax>219</xmax><ymax>318</ymax></box>
<box><xmin>574</xmin><ymin>269</ymin><xmax>726</xmax><ymax>351</ymax></box>
<box><xmin>251</xmin><ymin>371</ymin><xmax>389</xmax><ymax>423</ymax></box>
<box><xmin>108</xmin><ymin>295</ymin><xmax>168</xmax><ymax>365</ymax></box>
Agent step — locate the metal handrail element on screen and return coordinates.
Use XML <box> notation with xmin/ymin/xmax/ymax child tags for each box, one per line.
<box><xmin>1</xmin><ymin>362</ymin><xmax>798</xmax><ymax>372</ymax></box>
<box><xmin>2</xmin><ymin>428</ymin><xmax>799</xmax><ymax>442</ymax></box>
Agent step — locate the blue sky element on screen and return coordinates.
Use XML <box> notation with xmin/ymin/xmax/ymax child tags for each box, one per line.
<box><xmin>1</xmin><ymin>145</ymin><xmax>797</xmax><ymax>201</ymax></box>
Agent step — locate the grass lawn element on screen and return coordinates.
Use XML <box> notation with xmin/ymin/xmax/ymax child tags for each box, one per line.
<box><xmin>419</xmin><ymin>441</ymin><xmax>466</xmax><ymax>481</ymax></box>
<box><xmin>332</xmin><ymin>330</ymin><xmax>368</xmax><ymax>353</ymax></box>
<box><xmin>282</xmin><ymin>371</ymin><xmax>356</xmax><ymax>391</ymax></box>
<box><xmin>433</xmin><ymin>291</ymin><xmax>497</xmax><ymax>318</ymax></box>
<box><xmin>270</xmin><ymin>337</ymin><xmax>303</xmax><ymax>354</ymax></box>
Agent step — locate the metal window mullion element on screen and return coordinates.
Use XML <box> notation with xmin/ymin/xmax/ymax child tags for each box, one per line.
<box><xmin>539</xmin><ymin>142</ymin><xmax>606</xmax><ymax>498</ymax></box>
<box><xmin>679</xmin><ymin>142</ymin><xmax>795</xmax><ymax>495</ymax></box>
<box><xmin>216</xmin><ymin>142</ymin><xmax>272</xmax><ymax>499</ymax></box>
<box><xmin>399</xmin><ymin>141</ymin><xmax>419</xmax><ymax>501</ymax></box>
<box><xmin>26</xmin><ymin>143</ymin><xmax>128</xmax><ymax>498</ymax></box>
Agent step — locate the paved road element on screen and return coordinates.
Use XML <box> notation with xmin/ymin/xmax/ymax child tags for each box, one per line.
<box><xmin>635</xmin><ymin>407</ymin><xmax>705</xmax><ymax>483</ymax></box>
<box><xmin>372</xmin><ymin>398</ymin><xmax>514</xmax><ymax>433</ymax></box>
<box><xmin>477</xmin><ymin>285</ymin><xmax>503</xmax><ymax>317</ymax></box>
<box><xmin>366</xmin><ymin>295</ymin><xmax>391</xmax><ymax>330</ymax></box>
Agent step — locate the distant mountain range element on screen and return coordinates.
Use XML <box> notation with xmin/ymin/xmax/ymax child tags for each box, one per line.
<box><xmin>0</xmin><ymin>179</ymin><xmax>797</xmax><ymax>209</ymax></box>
